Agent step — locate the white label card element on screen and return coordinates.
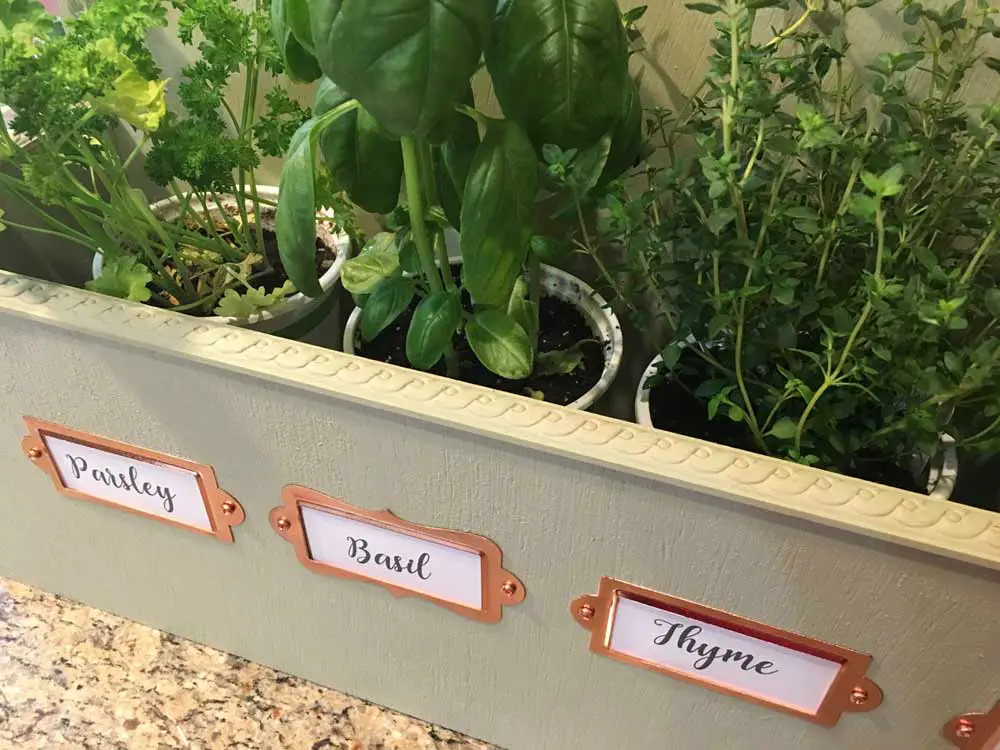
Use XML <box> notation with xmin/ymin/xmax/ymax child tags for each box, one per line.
<box><xmin>300</xmin><ymin>505</ymin><xmax>484</xmax><ymax>609</ymax></box>
<box><xmin>43</xmin><ymin>434</ymin><xmax>212</xmax><ymax>531</ymax></box>
<box><xmin>609</xmin><ymin>596</ymin><xmax>842</xmax><ymax>714</ymax></box>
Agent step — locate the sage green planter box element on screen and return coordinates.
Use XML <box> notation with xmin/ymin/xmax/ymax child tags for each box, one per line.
<box><xmin>0</xmin><ymin>269</ymin><xmax>997</xmax><ymax>750</ymax></box>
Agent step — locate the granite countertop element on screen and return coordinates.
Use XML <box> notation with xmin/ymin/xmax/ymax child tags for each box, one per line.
<box><xmin>0</xmin><ymin>578</ymin><xmax>498</xmax><ymax>749</ymax></box>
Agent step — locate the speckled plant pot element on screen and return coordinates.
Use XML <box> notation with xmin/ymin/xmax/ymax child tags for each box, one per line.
<box><xmin>635</xmin><ymin>353</ymin><xmax>959</xmax><ymax>499</ymax></box>
<box><xmin>344</xmin><ymin>263</ymin><xmax>624</xmax><ymax>412</ymax></box>
<box><xmin>92</xmin><ymin>186</ymin><xmax>351</xmax><ymax>337</ymax></box>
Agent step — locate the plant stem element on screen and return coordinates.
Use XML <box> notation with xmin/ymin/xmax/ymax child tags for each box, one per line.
<box><xmin>960</xmin><ymin>223</ymin><xmax>998</xmax><ymax>284</ymax></box>
<box><xmin>400</xmin><ymin>137</ymin><xmax>444</xmax><ymax>296</ymax></box>
<box><xmin>0</xmin><ymin>219</ymin><xmax>95</xmax><ymax>249</ymax></box>
<box><xmin>794</xmin><ymin>200</ymin><xmax>887</xmax><ymax>454</ymax></box>
<box><xmin>766</xmin><ymin>5</ymin><xmax>814</xmax><ymax>47</ymax></box>
<box><xmin>962</xmin><ymin>413</ymin><xmax>1000</xmax><ymax>447</ymax></box>
<box><xmin>454</xmin><ymin>103</ymin><xmax>488</xmax><ymax>129</ymax></box>
<box><xmin>416</xmin><ymin>138</ymin><xmax>455</xmax><ymax>291</ymax></box>
<box><xmin>815</xmin><ymin>159</ymin><xmax>862</xmax><ymax>288</ymax></box>
<box><xmin>721</xmin><ymin>0</ymin><xmax>740</xmax><ymax>156</ymax></box>
<box><xmin>401</xmin><ymin>135</ymin><xmax>458</xmax><ymax>377</ymax></box>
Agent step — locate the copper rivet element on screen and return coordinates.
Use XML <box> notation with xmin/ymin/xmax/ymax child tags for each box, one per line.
<box><xmin>956</xmin><ymin>720</ymin><xmax>976</xmax><ymax>739</ymax></box>
<box><xmin>276</xmin><ymin>517</ymin><xmax>291</xmax><ymax>532</ymax></box>
<box><xmin>849</xmin><ymin>687</ymin><xmax>868</xmax><ymax>705</ymax></box>
<box><xmin>27</xmin><ymin>448</ymin><xmax>42</xmax><ymax>459</ymax></box>
<box><xmin>501</xmin><ymin>581</ymin><xmax>517</xmax><ymax>597</ymax></box>
<box><xmin>579</xmin><ymin>604</ymin><xmax>595</xmax><ymax>620</ymax></box>
<box><xmin>220</xmin><ymin>501</ymin><xmax>237</xmax><ymax>516</ymax></box>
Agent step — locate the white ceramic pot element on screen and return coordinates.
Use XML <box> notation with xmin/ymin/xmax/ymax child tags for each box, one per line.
<box><xmin>344</xmin><ymin>263</ymin><xmax>624</xmax><ymax>412</ymax></box>
<box><xmin>92</xmin><ymin>185</ymin><xmax>351</xmax><ymax>337</ymax></box>
<box><xmin>635</xmin><ymin>353</ymin><xmax>959</xmax><ymax>499</ymax></box>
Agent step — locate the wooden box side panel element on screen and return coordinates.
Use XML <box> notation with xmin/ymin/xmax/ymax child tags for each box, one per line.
<box><xmin>1</xmin><ymin>273</ymin><xmax>997</xmax><ymax>571</ymax></box>
<box><xmin>0</xmin><ymin>280</ymin><xmax>997</xmax><ymax>749</ymax></box>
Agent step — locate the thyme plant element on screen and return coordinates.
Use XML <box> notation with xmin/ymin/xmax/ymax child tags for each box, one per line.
<box><xmin>604</xmin><ymin>0</ymin><xmax>1000</xmax><ymax>477</ymax></box>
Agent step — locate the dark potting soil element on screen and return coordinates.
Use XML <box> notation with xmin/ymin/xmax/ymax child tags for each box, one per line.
<box><xmin>153</xmin><ymin>226</ymin><xmax>335</xmax><ymax>316</ymax></box>
<box><xmin>647</xmin><ymin>364</ymin><xmax>924</xmax><ymax>494</ymax></box>
<box><xmin>357</xmin><ymin>296</ymin><xmax>605</xmax><ymax>406</ymax></box>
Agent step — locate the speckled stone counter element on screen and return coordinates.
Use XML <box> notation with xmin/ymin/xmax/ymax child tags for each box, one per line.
<box><xmin>0</xmin><ymin>579</ymin><xmax>499</xmax><ymax>749</ymax></box>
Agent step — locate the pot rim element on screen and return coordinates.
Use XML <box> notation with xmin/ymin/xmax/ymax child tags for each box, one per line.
<box><xmin>344</xmin><ymin>263</ymin><xmax>623</xmax><ymax>412</ymax></box>
<box><xmin>91</xmin><ymin>185</ymin><xmax>351</xmax><ymax>326</ymax></box>
<box><xmin>635</xmin><ymin>353</ymin><xmax>959</xmax><ymax>499</ymax></box>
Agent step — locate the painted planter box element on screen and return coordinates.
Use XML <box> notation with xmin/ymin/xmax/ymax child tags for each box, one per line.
<box><xmin>0</xmin><ymin>269</ymin><xmax>996</xmax><ymax>750</ymax></box>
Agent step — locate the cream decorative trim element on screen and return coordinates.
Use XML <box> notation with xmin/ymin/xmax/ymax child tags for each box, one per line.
<box><xmin>2</xmin><ymin>271</ymin><xmax>998</xmax><ymax>571</ymax></box>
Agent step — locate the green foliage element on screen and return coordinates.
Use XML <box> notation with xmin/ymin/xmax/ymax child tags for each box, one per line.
<box><xmin>436</xmin><ymin>91</ymin><xmax>480</xmax><ymax>229</ymax></box>
<box><xmin>360</xmin><ymin>276</ymin><xmax>414</xmax><ymax>341</ymax></box>
<box><xmin>535</xmin><ymin>341</ymin><xmax>591</xmax><ymax>376</ymax></box>
<box><xmin>213</xmin><ymin>280</ymin><xmax>295</xmax><ymax>318</ymax></box>
<box><xmin>406</xmin><ymin>291</ymin><xmax>462</xmax><ymax>370</ymax></box>
<box><xmin>271</xmin><ymin>0</ymin><xmax>319</xmax><ymax>82</ymax></box>
<box><xmin>461</xmin><ymin>119</ymin><xmax>538</xmax><ymax>307</ymax></box>
<box><xmin>148</xmin><ymin>0</ymin><xmax>309</xmax><ymax>196</ymax></box>
<box><xmin>90</xmin><ymin>39</ymin><xmax>167</xmax><ymax>130</ymax></box>
<box><xmin>310</xmin><ymin>0</ymin><xmax>495</xmax><ymax>137</ymax></box>
<box><xmin>0</xmin><ymin>0</ymin><xmax>326</xmax><ymax>317</ymax></box>
<box><xmin>340</xmin><ymin>232</ymin><xmax>400</xmax><ymax>294</ymax></box>
<box><xmin>0</xmin><ymin>0</ymin><xmax>56</xmax><ymax>59</ymax></box>
<box><xmin>602</xmin><ymin>0</ymin><xmax>1000</xmax><ymax>477</ymax></box>
<box><xmin>313</xmin><ymin>78</ymin><xmax>403</xmax><ymax>214</ymax></box>
<box><xmin>276</xmin><ymin>118</ymin><xmax>323</xmax><ymax>297</ymax></box>
<box><xmin>466</xmin><ymin>309</ymin><xmax>534</xmax><ymax>380</ymax></box>
<box><xmin>86</xmin><ymin>256</ymin><xmax>153</xmax><ymax>302</ymax></box>
<box><xmin>275</xmin><ymin>0</ymin><xmax>638</xmax><ymax>389</ymax></box>
<box><xmin>487</xmin><ymin>0</ymin><xmax>630</xmax><ymax>150</ymax></box>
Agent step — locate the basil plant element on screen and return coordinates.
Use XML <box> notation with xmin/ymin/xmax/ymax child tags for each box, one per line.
<box><xmin>273</xmin><ymin>0</ymin><xmax>641</xmax><ymax>379</ymax></box>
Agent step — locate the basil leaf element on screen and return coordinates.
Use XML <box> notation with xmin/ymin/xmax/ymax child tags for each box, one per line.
<box><xmin>599</xmin><ymin>79</ymin><xmax>643</xmax><ymax>185</ymax></box>
<box><xmin>406</xmin><ymin>291</ymin><xmax>462</xmax><ymax>369</ymax></box>
<box><xmin>276</xmin><ymin>118</ymin><xmax>323</xmax><ymax>297</ymax></box>
<box><xmin>436</xmin><ymin>89</ymin><xmax>480</xmax><ymax>229</ymax></box>
<box><xmin>286</xmin><ymin>0</ymin><xmax>315</xmax><ymax>53</ymax></box>
<box><xmin>361</xmin><ymin>276</ymin><xmax>415</xmax><ymax>342</ymax></box>
<box><xmin>529</xmin><ymin>235</ymin><xmax>570</xmax><ymax>264</ymax></box>
<box><xmin>312</xmin><ymin>0</ymin><xmax>495</xmax><ymax>137</ymax></box>
<box><xmin>341</xmin><ymin>234</ymin><xmax>400</xmax><ymax>294</ymax></box>
<box><xmin>466</xmin><ymin>309</ymin><xmax>533</xmax><ymax>379</ymax></box>
<box><xmin>487</xmin><ymin>0</ymin><xmax>630</xmax><ymax>149</ymax></box>
<box><xmin>314</xmin><ymin>78</ymin><xmax>403</xmax><ymax>215</ymax></box>
<box><xmin>507</xmin><ymin>278</ymin><xmax>539</xmax><ymax>347</ymax></box>
<box><xmin>272</xmin><ymin>0</ymin><xmax>320</xmax><ymax>82</ymax></box>
<box><xmin>460</xmin><ymin>119</ymin><xmax>538</xmax><ymax>307</ymax></box>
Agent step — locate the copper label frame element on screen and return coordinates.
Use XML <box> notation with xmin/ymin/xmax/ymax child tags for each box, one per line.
<box><xmin>22</xmin><ymin>416</ymin><xmax>244</xmax><ymax>543</ymax></box>
<box><xmin>571</xmin><ymin>577</ymin><xmax>883</xmax><ymax>727</ymax></box>
<box><xmin>270</xmin><ymin>484</ymin><xmax>525</xmax><ymax>623</ymax></box>
<box><xmin>944</xmin><ymin>702</ymin><xmax>1000</xmax><ymax>749</ymax></box>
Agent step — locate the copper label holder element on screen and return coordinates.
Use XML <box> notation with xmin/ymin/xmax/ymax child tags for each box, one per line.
<box><xmin>22</xmin><ymin>416</ymin><xmax>244</xmax><ymax>543</ymax></box>
<box><xmin>270</xmin><ymin>484</ymin><xmax>525</xmax><ymax>623</ymax></box>
<box><xmin>571</xmin><ymin>577</ymin><xmax>883</xmax><ymax>727</ymax></box>
<box><xmin>945</xmin><ymin>702</ymin><xmax>1000</xmax><ymax>749</ymax></box>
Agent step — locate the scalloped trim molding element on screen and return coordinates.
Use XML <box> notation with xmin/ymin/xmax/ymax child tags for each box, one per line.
<box><xmin>1</xmin><ymin>271</ymin><xmax>998</xmax><ymax>570</ymax></box>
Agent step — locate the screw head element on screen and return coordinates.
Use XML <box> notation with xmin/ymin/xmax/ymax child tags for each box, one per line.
<box><xmin>27</xmin><ymin>448</ymin><xmax>42</xmax><ymax>459</ymax></box>
<box><xmin>956</xmin><ymin>720</ymin><xmax>976</xmax><ymax>739</ymax></box>
<box><xmin>578</xmin><ymin>604</ymin><xmax>596</xmax><ymax>621</ymax></box>
<box><xmin>849</xmin><ymin>687</ymin><xmax>868</xmax><ymax>705</ymax></box>
<box><xmin>276</xmin><ymin>517</ymin><xmax>291</xmax><ymax>532</ymax></box>
<box><xmin>501</xmin><ymin>581</ymin><xmax>518</xmax><ymax>597</ymax></box>
<box><xmin>220</xmin><ymin>500</ymin><xmax>237</xmax><ymax>516</ymax></box>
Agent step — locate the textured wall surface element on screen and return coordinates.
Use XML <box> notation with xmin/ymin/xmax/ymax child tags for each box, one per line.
<box><xmin>0</xmin><ymin>298</ymin><xmax>997</xmax><ymax>750</ymax></box>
